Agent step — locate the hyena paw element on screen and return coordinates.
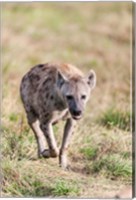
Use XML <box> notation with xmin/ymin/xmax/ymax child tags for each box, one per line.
<box><xmin>39</xmin><ymin>149</ymin><xmax>50</xmax><ymax>158</ymax></box>
<box><xmin>39</xmin><ymin>149</ymin><xmax>59</xmax><ymax>158</ymax></box>
<box><xmin>50</xmin><ymin>149</ymin><xmax>59</xmax><ymax>158</ymax></box>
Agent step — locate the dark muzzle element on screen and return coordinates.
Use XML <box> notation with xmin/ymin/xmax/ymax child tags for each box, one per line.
<box><xmin>71</xmin><ymin>109</ymin><xmax>82</xmax><ymax>120</ymax></box>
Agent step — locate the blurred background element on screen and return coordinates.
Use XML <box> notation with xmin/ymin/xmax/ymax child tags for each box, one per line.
<box><xmin>2</xmin><ymin>2</ymin><xmax>132</xmax><ymax>198</ymax></box>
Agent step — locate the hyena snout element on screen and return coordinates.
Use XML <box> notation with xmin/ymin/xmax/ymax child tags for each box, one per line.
<box><xmin>72</xmin><ymin>109</ymin><xmax>82</xmax><ymax>117</ymax></box>
<box><xmin>70</xmin><ymin>107</ymin><xmax>83</xmax><ymax>120</ymax></box>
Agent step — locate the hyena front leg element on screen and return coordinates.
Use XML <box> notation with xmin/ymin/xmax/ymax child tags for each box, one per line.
<box><xmin>30</xmin><ymin>120</ymin><xmax>50</xmax><ymax>158</ymax></box>
<box><xmin>59</xmin><ymin>118</ymin><xmax>76</xmax><ymax>169</ymax></box>
<box><xmin>26</xmin><ymin>111</ymin><xmax>49</xmax><ymax>158</ymax></box>
<box><xmin>40</xmin><ymin>122</ymin><xmax>59</xmax><ymax>158</ymax></box>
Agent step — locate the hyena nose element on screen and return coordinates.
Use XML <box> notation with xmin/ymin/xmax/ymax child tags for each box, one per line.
<box><xmin>73</xmin><ymin>110</ymin><xmax>82</xmax><ymax>116</ymax></box>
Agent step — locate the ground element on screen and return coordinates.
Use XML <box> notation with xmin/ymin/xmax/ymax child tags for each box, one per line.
<box><xmin>1</xmin><ymin>2</ymin><xmax>132</xmax><ymax>198</ymax></box>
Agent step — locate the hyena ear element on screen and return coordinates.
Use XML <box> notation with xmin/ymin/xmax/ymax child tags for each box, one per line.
<box><xmin>57</xmin><ymin>71</ymin><xmax>68</xmax><ymax>88</ymax></box>
<box><xmin>86</xmin><ymin>70</ymin><xmax>96</xmax><ymax>89</ymax></box>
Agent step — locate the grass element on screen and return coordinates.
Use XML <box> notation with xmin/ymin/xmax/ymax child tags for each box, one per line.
<box><xmin>80</xmin><ymin>146</ymin><xmax>98</xmax><ymax>160</ymax></box>
<box><xmin>99</xmin><ymin>108</ymin><xmax>131</xmax><ymax>131</ymax></box>
<box><xmin>52</xmin><ymin>180</ymin><xmax>79</xmax><ymax>197</ymax></box>
<box><xmin>2</xmin><ymin>2</ymin><xmax>132</xmax><ymax>198</ymax></box>
<box><xmin>2</xmin><ymin>158</ymin><xmax>80</xmax><ymax>197</ymax></box>
<box><xmin>9</xmin><ymin>113</ymin><xmax>18</xmax><ymax>122</ymax></box>
<box><xmin>88</xmin><ymin>155</ymin><xmax>132</xmax><ymax>179</ymax></box>
<box><xmin>2</xmin><ymin>161</ymin><xmax>53</xmax><ymax>197</ymax></box>
<box><xmin>79</xmin><ymin>142</ymin><xmax>132</xmax><ymax>180</ymax></box>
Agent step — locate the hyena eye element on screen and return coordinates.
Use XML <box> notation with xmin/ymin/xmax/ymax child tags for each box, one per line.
<box><xmin>81</xmin><ymin>95</ymin><xmax>86</xmax><ymax>100</ymax></box>
<box><xmin>66</xmin><ymin>95</ymin><xmax>73</xmax><ymax>100</ymax></box>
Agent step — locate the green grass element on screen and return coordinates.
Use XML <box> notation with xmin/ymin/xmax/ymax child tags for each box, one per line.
<box><xmin>52</xmin><ymin>180</ymin><xmax>79</xmax><ymax>197</ymax></box>
<box><xmin>2</xmin><ymin>126</ymin><xmax>36</xmax><ymax>160</ymax></box>
<box><xmin>79</xmin><ymin>143</ymin><xmax>132</xmax><ymax>180</ymax></box>
<box><xmin>9</xmin><ymin>113</ymin><xmax>18</xmax><ymax>122</ymax></box>
<box><xmin>99</xmin><ymin>108</ymin><xmax>131</xmax><ymax>131</ymax></box>
<box><xmin>2</xmin><ymin>159</ymin><xmax>79</xmax><ymax>197</ymax></box>
<box><xmin>87</xmin><ymin>154</ymin><xmax>132</xmax><ymax>179</ymax></box>
<box><xmin>80</xmin><ymin>146</ymin><xmax>98</xmax><ymax>160</ymax></box>
<box><xmin>2</xmin><ymin>163</ymin><xmax>53</xmax><ymax>197</ymax></box>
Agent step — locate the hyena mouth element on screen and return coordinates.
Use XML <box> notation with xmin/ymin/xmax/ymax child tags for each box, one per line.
<box><xmin>70</xmin><ymin>110</ymin><xmax>82</xmax><ymax>120</ymax></box>
<box><xmin>72</xmin><ymin>115</ymin><xmax>82</xmax><ymax>120</ymax></box>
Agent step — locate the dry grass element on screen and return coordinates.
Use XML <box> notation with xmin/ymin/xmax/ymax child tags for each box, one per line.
<box><xmin>1</xmin><ymin>2</ymin><xmax>132</xmax><ymax>198</ymax></box>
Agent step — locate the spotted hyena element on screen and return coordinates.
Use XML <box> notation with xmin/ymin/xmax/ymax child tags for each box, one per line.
<box><xmin>20</xmin><ymin>62</ymin><xmax>96</xmax><ymax>169</ymax></box>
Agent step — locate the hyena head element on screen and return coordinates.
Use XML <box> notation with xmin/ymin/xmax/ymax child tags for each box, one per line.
<box><xmin>57</xmin><ymin>70</ymin><xmax>96</xmax><ymax>120</ymax></box>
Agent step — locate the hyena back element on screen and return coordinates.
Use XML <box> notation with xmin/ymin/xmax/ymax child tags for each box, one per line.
<box><xmin>20</xmin><ymin>62</ymin><xmax>96</xmax><ymax>169</ymax></box>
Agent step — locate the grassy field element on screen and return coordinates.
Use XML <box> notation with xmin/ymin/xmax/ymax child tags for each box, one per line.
<box><xmin>1</xmin><ymin>2</ymin><xmax>132</xmax><ymax>198</ymax></box>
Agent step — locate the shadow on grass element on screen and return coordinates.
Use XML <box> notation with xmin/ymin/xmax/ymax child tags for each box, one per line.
<box><xmin>21</xmin><ymin>186</ymin><xmax>54</xmax><ymax>197</ymax></box>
